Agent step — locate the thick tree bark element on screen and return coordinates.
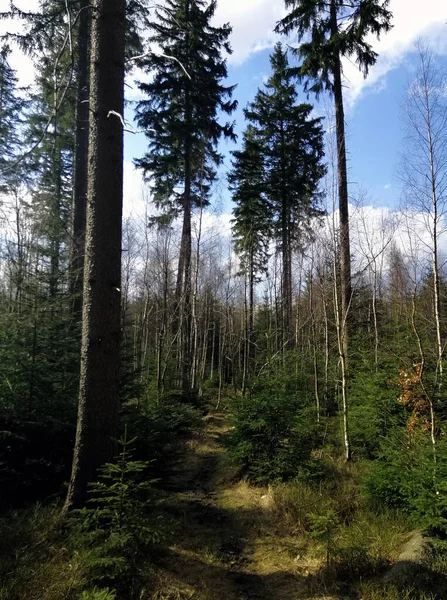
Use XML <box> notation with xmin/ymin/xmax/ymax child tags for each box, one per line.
<box><xmin>64</xmin><ymin>0</ymin><xmax>126</xmax><ymax>512</ymax></box>
<box><xmin>70</xmin><ymin>0</ymin><xmax>90</xmax><ymax>316</ymax></box>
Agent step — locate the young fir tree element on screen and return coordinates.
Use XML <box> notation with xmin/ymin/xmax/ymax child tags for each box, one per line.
<box><xmin>245</xmin><ymin>43</ymin><xmax>325</xmax><ymax>345</ymax></box>
<box><xmin>134</xmin><ymin>0</ymin><xmax>237</xmax><ymax>391</ymax></box>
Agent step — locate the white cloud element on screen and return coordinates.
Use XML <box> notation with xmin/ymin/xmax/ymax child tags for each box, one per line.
<box><xmin>2</xmin><ymin>0</ymin><xmax>446</xmax><ymax>120</ymax></box>
<box><xmin>340</xmin><ymin>0</ymin><xmax>447</xmax><ymax>106</ymax></box>
<box><xmin>319</xmin><ymin>203</ymin><xmax>447</xmax><ymax>284</ymax></box>
<box><xmin>215</xmin><ymin>0</ymin><xmax>447</xmax><ymax>106</ymax></box>
<box><xmin>122</xmin><ymin>162</ymin><xmax>233</xmax><ymax>244</ymax></box>
<box><xmin>123</xmin><ymin>162</ymin><xmax>148</xmax><ymax>218</ymax></box>
<box><xmin>214</xmin><ymin>0</ymin><xmax>284</xmax><ymax>65</ymax></box>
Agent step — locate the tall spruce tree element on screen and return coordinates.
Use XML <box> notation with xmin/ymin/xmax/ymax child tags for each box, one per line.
<box><xmin>229</xmin><ymin>125</ymin><xmax>271</xmax><ymax>388</ymax></box>
<box><xmin>134</xmin><ymin>0</ymin><xmax>237</xmax><ymax>391</ymax></box>
<box><xmin>245</xmin><ymin>44</ymin><xmax>325</xmax><ymax>345</ymax></box>
<box><xmin>275</xmin><ymin>0</ymin><xmax>392</xmax><ymax>365</ymax></box>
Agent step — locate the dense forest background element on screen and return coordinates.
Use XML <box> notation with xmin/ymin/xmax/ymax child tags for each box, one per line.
<box><xmin>1</xmin><ymin>1</ymin><xmax>447</xmax><ymax>599</ymax></box>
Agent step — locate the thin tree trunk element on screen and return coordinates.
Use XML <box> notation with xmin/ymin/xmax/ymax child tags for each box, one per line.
<box><xmin>330</xmin><ymin>122</ymin><xmax>351</xmax><ymax>461</ymax></box>
<box><xmin>242</xmin><ymin>273</ymin><xmax>248</xmax><ymax>395</ymax></box>
<box><xmin>191</xmin><ymin>191</ymin><xmax>203</xmax><ymax>390</ymax></box>
<box><xmin>372</xmin><ymin>269</ymin><xmax>379</xmax><ymax>371</ymax></box>
<box><xmin>330</xmin><ymin>0</ymin><xmax>351</xmax><ymax>373</ymax></box>
<box><xmin>427</xmin><ymin>114</ymin><xmax>443</xmax><ymax>390</ymax></box>
<box><xmin>309</xmin><ymin>272</ymin><xmax>320</xmax><ymax>422</ymax></box>
<box><xmin>410</xmin><ymin>275</ymin><xmax>437</xmax><ymax>495</ymax></box>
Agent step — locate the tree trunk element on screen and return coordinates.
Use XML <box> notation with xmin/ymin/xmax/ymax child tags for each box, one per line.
<box><xmin>427</xmin><ymin>108</ymin><xmax>443</xmax><ymax>390</ymax></box>
<box><xmin>63</xmin><ymin>0</ymin><xmax>126</xmax><ymax>512</ymax></box>
<box><xmin>330</xmin><ymin>0</ymin><xmax>351</xmax><ymax>372</ymax></box>
<box><xmin>70</xmin><ymin>0</ymin><xmax>90</xmax><ymax>316</ymax></box>
<box><xmin>179</xmin><ymin>159</ymin><xmax>192</xmax><ymax>391</ymax></box>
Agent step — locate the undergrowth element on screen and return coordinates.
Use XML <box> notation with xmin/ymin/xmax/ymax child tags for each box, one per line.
<box><xmin>273</xmin><ymin>470</ymin><xmax>407</xmax><ymax>579</ymax></box>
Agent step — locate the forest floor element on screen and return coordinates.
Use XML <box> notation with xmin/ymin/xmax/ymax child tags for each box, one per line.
<box><xmin>149</xmin><ymin>412</ymin><xmax>334</xmax><ymax>600</ymax></box>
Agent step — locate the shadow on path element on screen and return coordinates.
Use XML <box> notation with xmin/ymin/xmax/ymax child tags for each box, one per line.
<box><xmin>151</xmin><ymin>413</ymin><xmax>310</xmax><ymax>600</ymax></box>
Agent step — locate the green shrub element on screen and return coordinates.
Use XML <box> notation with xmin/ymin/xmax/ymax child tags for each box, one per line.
<box><xmin>229</xmin><ymin>371</ymin><xmax>321</xmax><ymax>482</ymax></box>
<box><xmin>71</xmin><ymin>428</ymin><xmax>167</xmax><ymax>596</ymax></box>
<box><xmin>363</xmin><ymin>429</ymin><xmax>447</xmax><ymax>535</ymax></box>
<box><xmin>122</xmin><ymin>392</ymin><xmax>202</xmax><ymax>478</ymax></box>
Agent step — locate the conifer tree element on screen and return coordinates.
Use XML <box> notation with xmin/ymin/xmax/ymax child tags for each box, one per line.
<box><xmin>0</xmin><ymin>45</ymin><xmax>27</xmax><ymax>189</ymax></box>
<box><xmin>0</xmin><ymin>2</ymin><xmax>79</xmax><ymax>421</ymax></box>
<box><xmin>276</xmin><ymin>0</ymin><xmax>392</xmax><ymax>459</ymax></box>
<box><xmin>229</xmin><ymin>125</ymin><xmax>271</xmax><ymax>388</ymax></box>
<box><xmin>134</xmin><ymin>0</ymin><xmax>237</xmax><ymax>390</ymax></box>
<box><xmin>245</xmin><ymin>44</ymin><xmax>325</xmax><ymax>344</ymax></box>
<box><xmin>275</xmin><ymin>0</ymin><xmax>392</xmax><ymax>365</ymax></box>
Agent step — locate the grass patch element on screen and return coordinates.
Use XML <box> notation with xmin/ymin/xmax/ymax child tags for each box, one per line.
<box><xmin>271</xmin><ymin>462</ymin><xmax>409</xmax><ymax>588</ymax></box>
<box><xmin>0</xmin><ymin>503</ymin><xmax>88</xmax><ymax>600</ymax></box>
<box><xmin>357</xmin><ymin>581</ymin><xmax>437</xmax><ymax>600</ymax></box>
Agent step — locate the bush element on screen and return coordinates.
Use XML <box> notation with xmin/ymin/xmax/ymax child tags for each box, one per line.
<box><xmin>229</xmin><ymin>371</ymin><xmax>321</xmax><ymax>483</ymax></box>
<box><xmin>0</xmin><ymin>417</ymin><xmax>75</xmax><ymax>508</ymax></box>
<box><xmin>363</xmin><ymin>429</ymin><xmax>447</xmax><ymax>535</ymax></box>
<box><xmin>349</xmin><ymin>370</ymin><xmax>403</xmax><ymax>459</ymax></box>
<box><xmin>122</xmin><ymin>392</ymin><xmax>202</xmax><ymax>478</ymax></box>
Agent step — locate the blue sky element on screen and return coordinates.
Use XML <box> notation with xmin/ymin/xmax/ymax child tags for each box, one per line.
<box><xmin>3</xmin><ymin>0</ymin><xmax>447</xmax><ymax>218</ymax></box>
<box><xmin>121</xmin><ymin>0</ymin><xmax>447</xmax><ymax>217</ymax></box>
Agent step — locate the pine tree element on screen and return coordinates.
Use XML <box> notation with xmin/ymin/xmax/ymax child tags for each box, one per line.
<box><xmin>134</xmin><ymin>0</ymin><xmax>237</xmax><ymax>391</ymax></box>
<box><xmin>245</xmin><ymin>44</ymin><xmax>326</xmax><ymax>345</ymax></box>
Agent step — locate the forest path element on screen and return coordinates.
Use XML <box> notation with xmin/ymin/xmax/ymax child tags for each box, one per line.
<box><xmin>150</xmin><ymin>412</ymin><xmax>318</xmax><ymax>600</ymax></box>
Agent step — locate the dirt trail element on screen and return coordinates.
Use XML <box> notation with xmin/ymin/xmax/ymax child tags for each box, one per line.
<box><xmin>150</xmin><ymin>412</ymin><xmax>313</xmax><ymax>600</ymax></box>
